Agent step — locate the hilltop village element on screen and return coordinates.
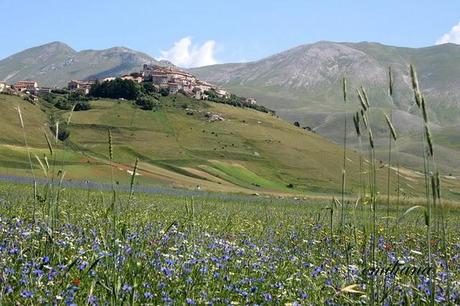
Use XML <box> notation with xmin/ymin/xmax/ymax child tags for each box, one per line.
<box><xmin>0</xmin><ymin>64</ymin><xmax>257</xmax><ymax>106</ymax></box>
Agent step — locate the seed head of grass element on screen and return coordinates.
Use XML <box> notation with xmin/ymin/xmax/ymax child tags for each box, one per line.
<box><xmin>34</xmin><ymin>154</ymin><xmax>47</xmax><ymax>177</ymax></box>
<box><xmin>421</xmin><ymin>95</ymin><xmax>428</xmax><ymax>123</ymax></box>
<box><xmin>368</xmin><ymin>130</ymin><xmax>374</xmax><ymax>149</ymax></box>
<box><xmin>409</xmin><ymin>65</ymin><xmax>422</xmax><ymax>107</ymax></box>
<box><xmin>55</xmin><ymin>121</ymin><xmax>59</xmax><ymax>144</ymax></box>
<box><xmin>353</xmin><ymin>112</ymin><xmax>361</xmax><ymax>136</ymax></box>
<box><xmin>409</xmin><ymin>64</ymin><xmax>419</xmax><ymax>91</ymax></box>
<box><xmin>360</xmin><ymin>86</ymin><xmax>370</xmax><ymax>108</ymax></box>
<box><xmin>384</xmin><ymin>113</ymin><xmax>397</xmax><ymax>141</ymax></box>
<box><xmin>16</xmin><ymin>106</ymin><xmax>24</xmax><ymax>129</ymax></box>
<box><xmin>425</xmin><ymin>125</ymin><xmax>433</xmax><ymax>157</ymax></box>
<box><xmin>357</xmin><ymin>89</ymin><xmax>368</xmax><ymax>111</ymax></box>
<box><xmin>129</xmin><ymin>158</ymin><xmax>139</xmax><ymax>198</ymax></box>
<box><xmin>361</xmin><ymin>110</ymin><xmax>369</xmax><ymax>130</ymax></box>
<box><xmin>389</xmin><ymin>66</ymin><xmax>394</xmax><ymax>96</ymax></box>
<box><xmin>108</xmin><ymin>129</ymin><xmax>113</xmax><ymax>161</ymax></box>
<box><xmin>342</xmin><ymin>77</ymin><xmax>347</xmax><ymax>103</ymax></box>
<box><xmin>43</xmin><ymin>130</ymin><xmax>53</xmax><ymax>156</ymax></box>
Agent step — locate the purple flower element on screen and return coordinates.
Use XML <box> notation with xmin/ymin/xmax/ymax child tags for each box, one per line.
<box><xmin>88</xmin><ymin>295</ymin><xmax>98</xmax><ymax>305</ymax></box>
<box><xmin>33</xmin><ymin>269</ymin><xmax>44</xmax><ymax>277</ymax></box>
<box><xmin>186</xmin><ymin>298</ymin><xmax>196</xmax><ymax>305</ymax></box>
<box><xmin>311</xmin><ymin>265</ymin><xmax>323</xmax><ymax>278</ymax></box>
<box><xmin>122</xmin><ymin>284</ymin><xmax>132</xmax><ymax>292</ymax></box>
<box><xmin>9</xmin><ymin>247</ymin><xmax>19</xmax><ymax>255</ymax></box>
<box><xmin>4</xmin><ymin>285</ymin><xmax>13</xmax><ymax>294</ymax></box>
<box><xmin>144</xmin><ymin>292</ymin><xmax>153</xmax><ymax>299</ymax></box>
<box><xmin>20</xmin><ymin>290</ymin><xmax>33</xmax><ymax>298</ymax></box>
<box><xmin>263</xmin><ymin>292</ymin><xmax>272</xmax><ymax>301</ymax></box>
<box><xmin>78</xmin><ymin>261</ymin><xmax>88</xmax><ymax>271</ymax></box>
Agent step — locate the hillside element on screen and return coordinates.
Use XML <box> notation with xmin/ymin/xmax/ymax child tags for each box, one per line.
<box><xmin>2</xmin><ymin>41</ymin><xmax>460</xmax><ymax>178</ymax></box>
<box><xmin>190</xmin><ymin>41</ymin><xmax>460</xmax><ymax>174</ymax></box>
<box><xmin>3</xmin><ymin>92</ymin><xmax>457</xmax><ymax>198</ymax></box>
<box><xmin>0</xmin><ymin>42</ymin><xmax>169</xmax><ymax>87</ymax></box>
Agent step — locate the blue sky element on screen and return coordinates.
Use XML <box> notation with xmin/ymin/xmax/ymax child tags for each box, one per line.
<box><xmin>1</xmin><ymin>0</ymin><xmax>460</xmax><ymax>67</ymax></box>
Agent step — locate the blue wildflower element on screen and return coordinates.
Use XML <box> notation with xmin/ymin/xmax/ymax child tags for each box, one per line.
<box><xmin>20</xmin><ymin>290</ymin><xmax>33</xmax><ymax>298</ymax></box>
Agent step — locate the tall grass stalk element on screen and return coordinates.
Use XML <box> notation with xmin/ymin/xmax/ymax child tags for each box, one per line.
<box><xmin>384</xmin><ymin>112</ymin><xmax>397</xmax><ymax>229</ymax></box>
<box><xmin>16</xmin><ymin>106</ymin><xmax>37</xmax><ymax>221</ymax></box>
<box><xmin>357</xmin><ymin>86</ymin><xmax>377</xmax><ymax>304</ymax></box>
<box><xmin>340</xmin><ymin>77</ymin><xmax>348</xmax><ymax>235</ymax></box>
<box><xmin>408</xmin><ymin>65</ymin><xmax>451</xmax><ymax>304</ymax></box>
<box><xmin>129</xmin><ymin>158</ymin><xmax>139</xmax><ymax>202</ymax></box>
<box><xmin>107</xmin><ymin>129</ymin><xmax>120</xmax><ymax>302</ymax></box>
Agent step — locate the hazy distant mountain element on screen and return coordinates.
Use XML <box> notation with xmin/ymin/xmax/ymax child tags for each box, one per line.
<box><xmin>0</xmin><ymin>41</ymin><xmax>164</xmax><ymax>87</ymax></box>
<box><xmin>190</xmin><ymin>41</ymin><xmax>460</xmax><ymax>131</ymax></box>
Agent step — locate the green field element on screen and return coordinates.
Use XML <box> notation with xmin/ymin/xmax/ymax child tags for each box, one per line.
<box><xmin>3</xmin><ymin>93</ymin><xmax>451</xmax><ymax>199</ymax></box>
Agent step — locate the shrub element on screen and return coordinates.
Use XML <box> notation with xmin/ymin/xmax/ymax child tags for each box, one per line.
<box><xmin>74</xmin><ymin>101</ymin><xmax>91</xmax><ymax>111</ymax></box>
<box><xmin>136</xmin><ymin>95</ymin><xmax>158</xmax><ymax>110</ymax></box>
<box><xmin>54</xmin><ymin>99</ymin><xmax>73</xmax><ymax>110</ymax></box>
<box><xmin>51</xmin><ymin>88</ymin><xmax>69</xmax><ymax>94</ymax></box>
<box><xmin>159</xmin><ymin>87</ymin><xmax>169</xmax><ymax>97</ymax></box>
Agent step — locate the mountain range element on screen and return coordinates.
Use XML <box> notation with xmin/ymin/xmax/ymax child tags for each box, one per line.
<box><xmin>0</xmin><ymin>42</ymin><xmax>171</xmax><ymax>87</ymax></box>
<box><xmin>2</xmin><ymin>41</ymin><xmax>459</xmax><ymax>128</ymax></box>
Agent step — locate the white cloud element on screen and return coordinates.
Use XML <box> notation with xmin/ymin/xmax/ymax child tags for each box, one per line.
<box><xmin>436</xmin><ymin>21</ymin><xmax>460</xmax><ymax>45</ymax></box>
<box><xmin>159</xmin><ymin>37</ymin><xmax>218</xmax><ymax>68</ymax></box>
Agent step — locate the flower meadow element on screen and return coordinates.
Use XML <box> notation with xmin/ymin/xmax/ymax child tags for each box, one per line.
<box><xmin>1</xmin><ymin>64</ymin><xmax>459</xmax><ymax>305</ymax></box>
<box><xmin>0</xmin><ymin>184</ymin><xmax>459</xmax><ymax>305</ymax></box>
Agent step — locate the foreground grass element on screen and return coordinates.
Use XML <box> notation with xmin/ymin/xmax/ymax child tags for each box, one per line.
<box><xmin>0</xmin><ymin>182</ymin><xmax>458</xmax><ymax>304</ymax></box>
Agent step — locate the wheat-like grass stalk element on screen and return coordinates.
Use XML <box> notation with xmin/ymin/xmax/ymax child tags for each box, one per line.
<box><xmin>357</xmin><ymin>89</ymin><xmax>368</xmax><ymax>111</ymax></box>
<box><xmin>340</xmin><ymin>76</ymin><xmax>348</xmax><ymax>235</ymax></box>
<box><xmin>408</xmin><ymin>64</ymin><xmax>446</xmax><ymax>304</ymax></box>
<box><xmin>108</xmin><ymin>129</ymin><xmax>114</xmax><ymax>162</ymax></box>
<box><xmin>34</xmin><ymin>154</ymin><xmax>48</xmax><ymax>177</ymax></box>
<box><xmin>55</xmin><ymin>121</ymin><xmax>59</xmax><ymax>144</ymax></box>
<box><xmin>384</xmin><ymin>112</ymin><xmax>397</xmax><ymax>228</ymax></box>
<box><xmin>388</xmin><ymin>66</ymin><xmax>394</xmax><ymax>97</ymax></box>
<box><xmin>106</xmin><ymin>128</ymin><xmax>120</xmax><ymax>302</ymax></box>
<box><xmin>44</xmin><ymin>130</ymin><xmax>54</xmax><ymax>156</ymax></box>
<box><xmin>357</xmin><ymin>86</ymin><xmax>377</xmax><ymax>303</ymax></box>
<box><xmin>129</xmin><ymin>158</ymin><xmax>139</xmax><ymax>201</ymax></box>
<box><xmin>16</xmin><ymin>106</ymin><xmax>37</xmax><ymax>221</ymax></box>
<box><xmin>384</xmin><ymin>66</ymin><xmax>397</xmax><ymax>227</ymax></box>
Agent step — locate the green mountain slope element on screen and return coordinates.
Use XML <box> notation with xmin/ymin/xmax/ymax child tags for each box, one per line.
<box><xmin>3</xmin><ymin>93</ymin><xmax>455</xmax><ymax>198</ymax></box>
<box><xmin>189</xmin><ymin>41</ymin><xmax>460</xmax><ymax>174</ymax></box>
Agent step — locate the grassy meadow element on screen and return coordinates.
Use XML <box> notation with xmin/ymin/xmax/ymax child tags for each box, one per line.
<box><xmin>0</xmin><ymin>182</ymin><xmax>459</xmax><ymax>304</ymax></box>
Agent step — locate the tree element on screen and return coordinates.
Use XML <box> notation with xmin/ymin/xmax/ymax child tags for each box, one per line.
<box><xmin>159</xmin><ymin>87</ymin><xmax>169</xmax><ymax>97</ymax></box>
<box><xmin>89</xmin><ymin>78</ymin><xmax>142</xmax><ymax>100</ymax></box>
<box><xmin>142</xmin><ymin>82</ymin><xmax>157</xmax><ymax>94</ymax></box>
